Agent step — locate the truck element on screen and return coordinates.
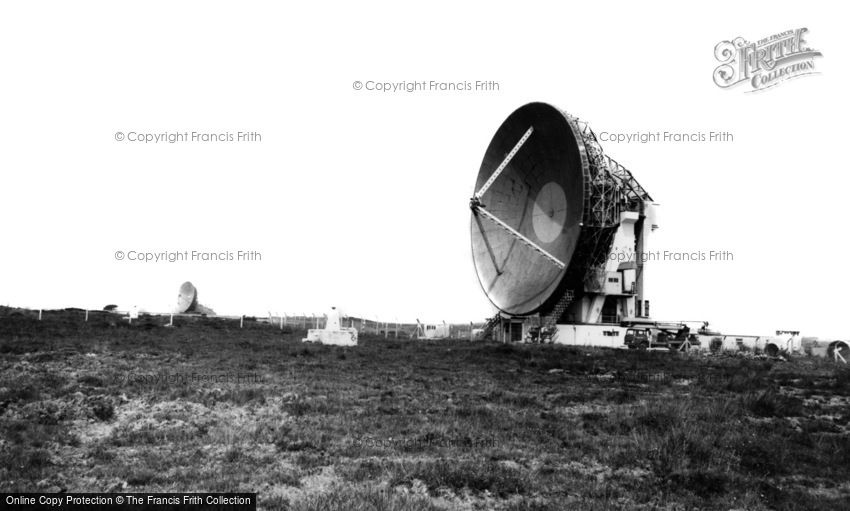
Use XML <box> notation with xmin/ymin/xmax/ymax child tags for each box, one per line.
<box><xmin>622</xmin><ymin>320</ymin><xmax>700</xmax><ymax>351</ymax></box>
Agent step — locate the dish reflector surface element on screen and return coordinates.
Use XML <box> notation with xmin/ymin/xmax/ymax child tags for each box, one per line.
<box><xmin>470</xmin><ymin>102</ymin><xmax>586</xmax><ymax>315</ymax></box>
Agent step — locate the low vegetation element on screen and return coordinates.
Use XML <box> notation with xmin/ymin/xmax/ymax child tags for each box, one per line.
<box><xmin>1</xmin><ymin>308</ymin><xmax>849</xmax><ymax>509</ymax></box>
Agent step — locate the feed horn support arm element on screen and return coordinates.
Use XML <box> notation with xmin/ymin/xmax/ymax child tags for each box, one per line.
<box><xmin>473</xmin><ymin>126</ymin><xmax>534</xmax><ymax>200</ymax></box>
<box><xmin>471</xmin><ymin>205</ymin><xmax>566</xmax><ymax>270</ymax></box>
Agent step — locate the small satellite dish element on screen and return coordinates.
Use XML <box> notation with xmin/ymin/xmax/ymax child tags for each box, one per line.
<box><xmin>175</xmin><ymin>281</ymin><xmax>215</xmax><ymax>315</ymax></box>
<box><xmin>176</xmin><ymin>282</ymin><xmax>199</xmax><ymax>313</ymax></box>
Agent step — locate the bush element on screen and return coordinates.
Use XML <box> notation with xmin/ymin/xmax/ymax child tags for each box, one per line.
<box><xmin>388</xmin><ymin>459</ymin><xmax>529</xmax><ymax>497</ymax></box>
<box><xmin>742</xmin><ymin>390</ymin><xmax>803</xmax><ymax>417</ymax></box>
<box><xmin>274</xmin><ymin>424</ymin><xmax>327</xmax><ymax>452</ymax></box>
<box><xmin>90</xmin><ymin>399</ymin><xmax>115</xmax><ymax>421</ymax></box>
<box><xmin>292</xmin><ymin>484</ymin><xmax>441</xmax><ymax>511</ymax></box>
<box><xmin>126</xmin><ymin>468</ymin><xmax>156</xmax><ymax>486</ymax></box>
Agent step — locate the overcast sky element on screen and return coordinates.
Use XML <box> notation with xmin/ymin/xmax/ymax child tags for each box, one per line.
<box><xmin>1</xmin><ymin>1</ymin><xmax>847</xmax><ymax>339</ymax></box>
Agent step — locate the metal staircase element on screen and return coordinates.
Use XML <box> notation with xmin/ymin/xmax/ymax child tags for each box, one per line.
<box><xmin>481</xmin><ymin>313</ymin><xmax>502</xmax><ymax>341</ymax></box>
<box><xmin>540</xmin><ymin>290</ymin><xmax>575</xmax><ymax>342</ymax></box>
<box><xmin>481</xmin><ymin>290</ymin><xmax>575</xmax><ymax>343</ymax></box>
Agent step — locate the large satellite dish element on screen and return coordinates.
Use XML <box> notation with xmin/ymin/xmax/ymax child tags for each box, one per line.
<box><xmin>470</xmin><ymin>102</ymin><xmax>652</xmax><ymax>318</ymax></box>
<box><xmin>176</xmin><ymin>281</ymin><xmax>199</xmax><ymax>313</ymax></box>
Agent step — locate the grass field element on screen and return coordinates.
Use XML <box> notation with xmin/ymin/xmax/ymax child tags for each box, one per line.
<box><xmin>1</xmin><ymin>309</ymin><xmax>850</xmax><ymax>510</ymax></box>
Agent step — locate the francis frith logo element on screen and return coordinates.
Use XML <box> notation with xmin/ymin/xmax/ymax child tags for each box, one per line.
<box><xmin>713</xmin><ymin>28</ymin><xmax>822</xmax><ymax>92</ymax></box>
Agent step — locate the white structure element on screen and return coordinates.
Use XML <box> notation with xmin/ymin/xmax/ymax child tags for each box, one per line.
<box><xmin>561</xmin><ymin>203</ymin><xmax>659</xmax><ymax>328</ymax></box>
<box><xmin>555</xmin><ymin>323</ymin><xmax>804</xmax><ymax>355</ymax></box>
<box><xmin>303</xmin><ymin>307</ymin><xmax>358</xmax><ymax>346</ymax></box>
<box><xmin>694</xmin><ymin>330</ymin><xmax>802</xmax><ymax>355</ymax></box>
<box><xmin>555</xmin><ymin>324</ymin><xmax>628</xmax><ymax>348</ymax></box>
<box><xmin>415</xmin><ymin>320</ymin><xmax>451</xmax><ymax>339</ymax></box>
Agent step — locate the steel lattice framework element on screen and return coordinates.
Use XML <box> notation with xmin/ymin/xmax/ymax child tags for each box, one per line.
<box><xmin>561</xmin><ymin>114</ymin><xmax>653</xmax><ymax>316</ymax></box>
<box><xmin>568</xmin><ymin>115</ymin><xmax>652</xmax><ymax>226</ymax></box>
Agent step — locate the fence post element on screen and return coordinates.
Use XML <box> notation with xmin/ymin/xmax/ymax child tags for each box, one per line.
<box><xmin>240</xmin><ymin>315</ymin><xmax>244</xmax><ymax>329</ymax></box>
<box><xmin>38</xmin><ymin>309</ymin><xmax>42</xmax><ymax>321</ymax></box>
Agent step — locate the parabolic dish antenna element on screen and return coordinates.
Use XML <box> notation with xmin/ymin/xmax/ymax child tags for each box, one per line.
<box><xmin>176</xmin><ymin>281</ymin><xmax>199</xmax><ymax>313</ymax></box>
<box><xmin>470</xmin><ymin>102</ymin><xmax>586</xmax><ymax>316</ymax></box>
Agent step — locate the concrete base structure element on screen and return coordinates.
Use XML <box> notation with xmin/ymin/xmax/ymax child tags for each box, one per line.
<box><xmin>303</xmin><ymin>306</ymin><xmax>358</xmax><ymax>346</ymax></box>
<box><xmin>554</xmin><ymin>324</ymin><xmax>628</xmax><ymax>348</ymax></box>
<box><xmin>303</xmin><ymin>327</ymin><xmax>358</xmax><ymax>346</ymax></box>
<box><xmin>552</xmin><ymin>324</ymin><xmax>803</xmax><ymax>355</ymax></box>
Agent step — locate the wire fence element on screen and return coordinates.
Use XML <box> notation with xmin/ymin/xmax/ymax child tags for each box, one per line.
<box><xmin>1</xmin><ymin>307</ymin><xmax>846</xmax><ymax>362</ymax></box>
<box><xmin>0</xmin><ymin>306</ymin><xmax>487</xmax><ymax>340</ymax></box>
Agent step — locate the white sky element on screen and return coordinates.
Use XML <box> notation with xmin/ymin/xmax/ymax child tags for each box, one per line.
<box><xmin>1</xmin><ymin>1</ymin><xmax>848</xmax><ymax>338</ymax></box>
